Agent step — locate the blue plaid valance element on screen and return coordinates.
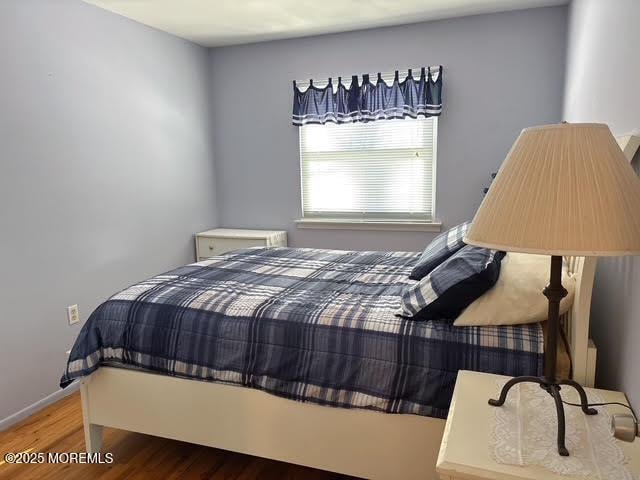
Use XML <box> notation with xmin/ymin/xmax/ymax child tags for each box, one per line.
<box><xmin>292</xmin><ymin>66</ymin><xmax>443</xmax><ymax>126</ymax></box>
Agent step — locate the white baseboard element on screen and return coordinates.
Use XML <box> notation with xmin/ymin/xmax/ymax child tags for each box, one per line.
<box><xmin>0</xmin><ymin>382</ymin><xmax>79</xmax><ymax>431</ymax></box>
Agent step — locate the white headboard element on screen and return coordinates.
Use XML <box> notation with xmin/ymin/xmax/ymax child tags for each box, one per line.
<box><xmin>563</xmin><ymin>133</ymin><xmax>640</xmax><ymax>387</ymax></box>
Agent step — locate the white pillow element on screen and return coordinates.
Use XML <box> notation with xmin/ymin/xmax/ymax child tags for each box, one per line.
<box><xmin>453</xmin><ymin>252</ymin><xmax>576</xmax><ymax>327</ymax></box>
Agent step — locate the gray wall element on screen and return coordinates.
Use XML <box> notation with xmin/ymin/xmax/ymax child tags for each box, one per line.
<box><xmin>563</xmin><ymin>0</ymin><xmax>640</xmax><ymax>410</ymax></box>
<box><xmin>210</xmin><ymin>6</ymin><xmax>568</xmax><ymax>251</ymax></box>
<box><xmin>0</xmin><ymin>0</ymin><xmax>216</xmax><ymax>420</ymax></box>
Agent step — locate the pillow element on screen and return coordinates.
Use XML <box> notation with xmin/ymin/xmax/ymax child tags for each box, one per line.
<box><xmin>398</xmin><ymin>245</ymin><xmax>505</xmax><ymax>320</ymax></box>
<box><xmin>409</xmin><ymin>221</ymin><xmax>471</xmax><ymax>280</ymax></box>
<box><xmin>453</xmin><ymin>252</ymin><xmax>576</xmax><ymax>327</ymax></box>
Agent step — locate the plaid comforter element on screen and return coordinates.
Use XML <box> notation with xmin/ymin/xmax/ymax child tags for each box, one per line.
<box><xmin>61</xmin><ymin>247</ymin><xmax>543</xmax><ymax>418</ymax></box>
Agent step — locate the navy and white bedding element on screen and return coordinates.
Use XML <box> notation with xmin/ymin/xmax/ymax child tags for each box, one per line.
<box><xmin>61</xmin><ymin>247</ymin><xmax>543</xmax><ymax>419</ymax></box>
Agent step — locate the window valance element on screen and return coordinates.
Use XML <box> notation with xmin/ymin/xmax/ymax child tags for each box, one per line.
<box><xmin>292</xmin><ymin>66</ymin><xmax>443</xmax><ymax>126</ymax></box>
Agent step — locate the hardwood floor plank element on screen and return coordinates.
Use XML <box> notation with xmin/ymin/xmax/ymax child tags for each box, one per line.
<box><xmin>164</xmin><ymin>445</ymin><xmax>227</xmax><ymax>480</ymax></box>
<box><xmin>204</xmin><ymin>450</ymin><xmax>254</xmax><ymax>480</ymax></box>
<box><xmin>174</xmin><ymin>447</ymin><xmax>231</xmax><ymax>480</ymax></box>
<box><xmin>0</xmin><ymin>392</ymin><xmax>359</xmax><ymax>479</ymax></box>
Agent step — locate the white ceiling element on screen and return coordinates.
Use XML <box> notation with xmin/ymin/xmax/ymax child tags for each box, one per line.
<box><xmin>83</xmin><ymin>0</ymin><xmax>568</xmax><ymax>47</ymax></box>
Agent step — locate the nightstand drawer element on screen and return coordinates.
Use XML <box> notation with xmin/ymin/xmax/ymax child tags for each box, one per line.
<box><xmin>197</xmin><ymin>237</ymin><xmax>266</xmax><ymax>258</ymax></box>
<box><xmin>195</xmin><ymin>228</ymin><xmax>288</xmax><ymax>262</ymax></box>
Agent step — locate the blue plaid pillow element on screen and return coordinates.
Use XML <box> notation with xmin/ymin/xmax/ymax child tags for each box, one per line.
<box><xmin>409</xmin><ymin>221</ymin><xmax>471</xmax><ymax>280</ymax></box>
<box><xmin>398</xmin><ymin>245</ymin><xmax>505</xmax><ymax>320</ymax></box>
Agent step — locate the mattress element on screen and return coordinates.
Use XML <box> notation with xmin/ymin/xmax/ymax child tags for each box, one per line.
<box><xmin>61</xmin><ymin>247</ymin><xmax>544</xmax><ymax>418</ymax></box>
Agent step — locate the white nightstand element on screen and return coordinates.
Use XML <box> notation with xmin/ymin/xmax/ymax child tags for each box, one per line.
<box><xmin>194</xmin><ymin>228</ymin><xmax>287</xmax><ymax>261</ymax></box>
<box><xmin>436</xmin><ymin>370</ymin><xmax>640</xmax><ymax>480</ymax></box>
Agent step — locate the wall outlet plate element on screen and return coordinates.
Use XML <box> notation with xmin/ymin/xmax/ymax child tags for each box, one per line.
<box><xmin>67</xmin><ymin>304</ymin><xmax>80</xmax><ymax>325</ymax></box>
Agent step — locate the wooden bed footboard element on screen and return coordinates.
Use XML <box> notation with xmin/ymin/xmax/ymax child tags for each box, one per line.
<box><xmin>80</xmin><ymin>367</ymin><xmax>445</xmax><ymax>480</ymax></box>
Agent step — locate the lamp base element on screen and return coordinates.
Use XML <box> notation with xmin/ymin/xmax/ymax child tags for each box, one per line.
<box><xmin>488</xmin><ymin>376</ymin><xmax>598</xmax><ymax>456</ymax></box>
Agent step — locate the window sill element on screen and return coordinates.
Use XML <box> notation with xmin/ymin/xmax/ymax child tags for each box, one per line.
<box><xmin>295</xmin><ymin>218</ymin><xmax>442</xmax><ymax>232</ymax></box>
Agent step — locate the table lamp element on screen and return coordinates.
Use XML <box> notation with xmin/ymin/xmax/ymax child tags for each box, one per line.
<box><xmin>465</xmin><ymin>123</ymin><xmax>640</xmax><ymax>456</ymax></box>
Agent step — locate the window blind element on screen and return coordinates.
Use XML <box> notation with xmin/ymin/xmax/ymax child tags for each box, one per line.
<box><xmin>299</xmin><ymin>117</ymin><xmax>437</xmax><ymax>221</ymax></box>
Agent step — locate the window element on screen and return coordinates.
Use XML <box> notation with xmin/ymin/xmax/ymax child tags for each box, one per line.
<box><xmin>299</xmin><ymin>117</ymin><xmax>437</xmax><ymax>223</ymax></box>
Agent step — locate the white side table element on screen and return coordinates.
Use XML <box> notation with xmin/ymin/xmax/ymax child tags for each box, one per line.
<box><xmin>436</xmin><ymin>370</ymin><xmax>640</xmax><ymax>480</ymax></box>
<box><xmin>195</xmin><ymin>228</ymin><xmax>287</xmax><ymax>261</ymax></box>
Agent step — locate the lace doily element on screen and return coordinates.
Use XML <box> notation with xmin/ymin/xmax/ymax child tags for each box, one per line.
<box><xmin>490</xmin><ymin>380</ymin><xmax>635</xmax><ymax>479</ymax></box>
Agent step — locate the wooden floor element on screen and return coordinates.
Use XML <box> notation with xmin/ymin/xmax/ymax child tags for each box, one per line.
<box><xmin>0</xmin><ymin>392</ymin><xmax>359</xmax><ymax>479</ymax></box>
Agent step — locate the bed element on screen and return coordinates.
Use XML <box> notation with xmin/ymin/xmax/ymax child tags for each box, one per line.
<box><xmin>62</xmin><ymin>247</ymin><xmax>547</xmax><ymax>416</ymax></box>
<box><xmin>62</xmin><ymin>246</ymin><xmax>593</xmax><ymax>479</ymax></box>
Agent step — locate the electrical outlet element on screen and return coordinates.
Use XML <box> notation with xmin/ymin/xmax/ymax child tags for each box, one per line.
<box><xmin>67</xmin><ymin>304</ymin><xmax>80</xmax><ymax>325</ymax></box>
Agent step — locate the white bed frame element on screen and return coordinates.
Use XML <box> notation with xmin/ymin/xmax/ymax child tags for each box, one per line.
<box><xmin>80</xmin><ymin>135</ymin><xmax>639</xmax><ymax>480</ymax></box>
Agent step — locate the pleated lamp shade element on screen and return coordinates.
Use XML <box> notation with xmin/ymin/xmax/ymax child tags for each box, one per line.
<box><xmin>465</xmin><ymin>123</ymin><xmax>640</xmax><ymax>256</ymax></box>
